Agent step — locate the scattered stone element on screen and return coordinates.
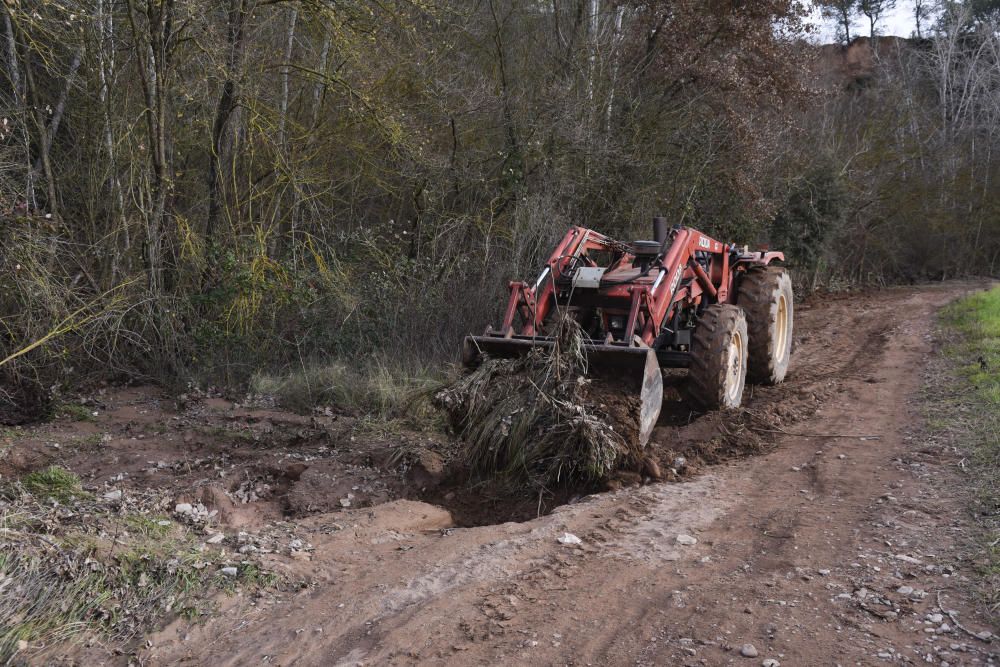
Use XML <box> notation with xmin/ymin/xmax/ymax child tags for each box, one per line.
<box><xmin>740</xmin><ymin>644</ymin><xmax>758</xmax><ymax>658</ymax></box>
<box><xmin>897</xmin><ymin>585</ymin><xmax>914</xmax><ymax>595</ymax></box>
<box><xmin>894</xmin><ymin>554</ymin><xmax>923</xmax><ymax>565</ymax></box>
<box><xmin>927</xmin><ymin>613</ymin><xmax>944</xmax><ymax>624</ymax></box>
<box><xmin>762</xmin><ymin>660</ymin><xmax>780</xmax><ymax>667</ymax></box>
<box><xmin>939</xmin><ymin>623</ymin><xmax>951</xmax><ymax>633</ymax></box>
<box><xmin>557</xmin><ymin>533</ymin><xmax>582</xmax><ymax>546</ymax></box>
<box><xmin>818</xmin><ymin>569</ymin><xmax>831</xmax><ymax>576</ymax></box>
<box><xmin>219</xmin><ymin>566</ymin><xmax>238</xmax><ymax>577</ymax></box>
<box><xmin>975</xmin><ymin>631</ymin><xmax>993</xmax><ymax>641</ymax></box>
<box><xmin>175</xmin><ymin>503</ymin><xmax>193</xmax><ymax>514</ymax></box>
<box><xmin>205</xmin><ymin>533</ymin><xmax>225</xmax><ymax>544</ymax></box>
<box><xmin>103</xmin><ymin>489</ymin><xmax>122</xmax><ymax>501</ymax></box>
<box><xmin>676</xmin><ymin>534</ymin><xmax>698</xmax><ymax>546</ymax></box>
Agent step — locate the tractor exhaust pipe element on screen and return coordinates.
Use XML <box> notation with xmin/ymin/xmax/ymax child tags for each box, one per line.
<box><xmin>653</xmin><ymin>216</ymin><xmax>668</xmax><ymax>246</ymax></box>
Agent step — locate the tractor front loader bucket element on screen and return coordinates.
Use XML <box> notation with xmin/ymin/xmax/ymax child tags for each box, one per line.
<box><xmin>462</xmin><ymin>335</ymin><xmax>663</xmax><ymax>446</ymax></box>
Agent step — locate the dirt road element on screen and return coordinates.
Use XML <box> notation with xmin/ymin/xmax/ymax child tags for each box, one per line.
<box><xmin>7</xmin><ymin>282</ymin><xmax>998</xmax><ymax>665</ymax></box>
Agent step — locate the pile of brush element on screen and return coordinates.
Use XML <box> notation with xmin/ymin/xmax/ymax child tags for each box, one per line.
<box><xmin>435</xmin><ymin>315</ymin><xmax>645</xmax><ymax>489</ymax></box>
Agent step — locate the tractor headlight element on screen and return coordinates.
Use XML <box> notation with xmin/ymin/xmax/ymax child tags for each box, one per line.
<box><xmin>609</xmin><ymin>316</ymin><xmax>625</xmax><ymax>330</ymax></box>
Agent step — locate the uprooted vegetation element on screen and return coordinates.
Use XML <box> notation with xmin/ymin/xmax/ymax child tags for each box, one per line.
<box><xmin>0</xmin><ymin>467</ymin><xmax>276</xmax><ymax>663</ymax></box>
<box><xmin>434</xmin><ymin>316</ymin><xmax>648</xmax><ymax>491</ymax></box>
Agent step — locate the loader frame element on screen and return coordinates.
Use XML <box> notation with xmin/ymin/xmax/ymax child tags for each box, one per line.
<box><xmin>464</xmin><ymin>224</ymin><xmax>783</xmax><ymax>368</ymax></box>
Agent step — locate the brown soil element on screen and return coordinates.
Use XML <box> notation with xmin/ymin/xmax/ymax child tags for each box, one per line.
<box><xmin>4</xmin><ymin>281</ymin><xmax>999</xmax><ymax>666</ymax></box>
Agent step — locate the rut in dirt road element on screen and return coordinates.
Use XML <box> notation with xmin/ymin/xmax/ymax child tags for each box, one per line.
<box><xmin>131</xmin><ymin>282</ymin><xmax>997</xmax><ymax>667</ymax></box>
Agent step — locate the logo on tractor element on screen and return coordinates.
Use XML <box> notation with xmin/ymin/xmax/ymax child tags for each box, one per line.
<box><xmin>669</xmin><ymin>266</ymin><xmax>682</xmax><ymax>294</ymax></box>
<box><xmin>698</xmin><ymin>237</ymin><xmax>711</xmax><ymax>249</ymax></box>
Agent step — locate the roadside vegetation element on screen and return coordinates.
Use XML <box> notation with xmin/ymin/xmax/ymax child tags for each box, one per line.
<box><xmin>249</xmin><ymin>357</ymin><xmax>443</xmax><ymax>424</ymax></box>
<box><xmin>0</xmin><ymin>466</ymin><xmax>275</xmax><ymax>662</ymax></box>
<box><xmin>937</xmin><ymin>286</ymin><xmax>1000</xmax><ymax>616</ymax></box>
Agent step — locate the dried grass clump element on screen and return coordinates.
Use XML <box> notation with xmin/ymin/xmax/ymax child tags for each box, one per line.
<box><xmin>0</xmin><ymin>468</ymin><xmax>275</xmax><ymax>662</ymax></box>
<box><xmin>435</xmin><ymin>315</ymin><xmax>643</xmax><ymax>489</ymax></box>
<box><xmin>250</xmin><ymin>357</ymin><xmax>441</xmax><ymax>424</ymax></box>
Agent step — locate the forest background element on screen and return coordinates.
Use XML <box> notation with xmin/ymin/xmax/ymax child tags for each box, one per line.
<box><xmin>2</xmin><ymin>0</ymin><xmax>999</xmax><ymax>417</ymax></box>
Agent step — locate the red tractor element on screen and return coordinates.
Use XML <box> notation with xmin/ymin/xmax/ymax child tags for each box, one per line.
<box><xmin>463</xmin><ymin>219</ymin><xmax>793</xmax><ymax>445</ymax></box>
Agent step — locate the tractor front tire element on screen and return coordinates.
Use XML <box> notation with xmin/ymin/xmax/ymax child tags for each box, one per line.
<box><xmin>688</xmin><ymin>304</ymin><xmax>748</xmax><ymax>410</ymax></box>
<box><xmin>737</xmin><ymin>267</ymin><xmax>794</xmax><ymax>385</ymax></box>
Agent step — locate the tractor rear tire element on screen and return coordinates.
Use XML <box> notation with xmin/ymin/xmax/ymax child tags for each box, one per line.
<box><xmin>737</xmin><ymin>266</ymin><xmax>794</xmax><ymax>385</ymax></box>
<box><xmin>688</xmin><ymin>304</ymin><xmax>748</xmax><ymax>410</ymax></box>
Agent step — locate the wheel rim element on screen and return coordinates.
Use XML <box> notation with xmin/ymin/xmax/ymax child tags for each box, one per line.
<box><xmin>775</xmin><ymin>294</ymin><xmax>789</xmax><ymax>362</ymax></box>
<box><xmin>725</xmin><ymin>330</ymin><xmax>744</xmax><ymax>403</ymax></box>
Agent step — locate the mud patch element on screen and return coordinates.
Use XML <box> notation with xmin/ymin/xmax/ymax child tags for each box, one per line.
<box><xmin>285</xmin><ymin>460</ymin><xmax>396</xmax><ymax>515</ymax></box>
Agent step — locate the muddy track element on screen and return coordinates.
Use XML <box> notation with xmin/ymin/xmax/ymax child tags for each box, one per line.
<box><xmin>6</xmin><ymin>282</ymin><xmax>999</xmax><ymax>666</ymax></box>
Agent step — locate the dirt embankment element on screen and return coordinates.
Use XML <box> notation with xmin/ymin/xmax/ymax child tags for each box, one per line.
<box><xmin>3</xmin><ymin>282</ymin><xmax>998</xmax><ymax>665</ymax></box>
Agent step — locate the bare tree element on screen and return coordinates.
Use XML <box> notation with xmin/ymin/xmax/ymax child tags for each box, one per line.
<box><xmin>125</xmin><ymin>0</ymin><xmax>180</xmax><ymax>295</ymax></box>
<box><xmin>859</xmin><ymin>0</ymin><xmax>898</xmax><ymax>38</ymax></box>
<box><xmin>818</xmin><ymin>0</ymin><xmax>859</xmax><ymax>45</ymax></box>
<box><xmin>913</xmin><ymin>0</ymin><xmax>932</xmax><ymax>38</ymax></box>
<box><xmin>206</xmin><ymin>0</ymin><xmax>250</xmax><ymax>244</ymax></box>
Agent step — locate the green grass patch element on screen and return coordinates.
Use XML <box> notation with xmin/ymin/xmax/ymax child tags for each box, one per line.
<box><xmin>55</xmin><ymin>403</ymin><xmax>96</xmax><ymax>422</ymax></box>
<box><xmin>19</xmin><ymin>466</ymin><xmax>91</xmax><ymax>503</ymax></box>
<box><xmin>939</xmin><ymin>285</ymin><xmax>1000</xmax><ymax>615</ymax></box>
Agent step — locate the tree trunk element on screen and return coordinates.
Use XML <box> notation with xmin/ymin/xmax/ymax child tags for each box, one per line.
<box><xmin>2</xmin><ymin>7</ymin><xmax>34</xmax><ymax>209</ymax></box>
<box><xmin>206</xmin><ymin>0</ymin><xmax>249</xmax><ymax>245</ymax></box>
<box><xmin>278</xmin><ymin>6</ymin><xmax>297</xmax><ymax>149</ymax></box>
<box><xmin>31</xmin><ymin>47</ymin><xmax>84</xmax><ymax>176</ymax></box>
<box><xmin>125</xmin><ymin>0</ymin><xmax>176</xmax><ymax>296</ymax></box>
<box><xmin>604</xmin><ymin>6</ymin><xmax>624</xmax><ymax>142</ymax></box>
<box><xmin>20</xmin><ymin>49</ymin><xmax>59</xmax><ymax>218</ymax></box>
<box><xmin>488</xmin><ymin>0</ymin><xmax>521</xmax><ymax>185</ymax></box>
<box><xmin>97</xmin><ymin>0</ymin><xmax>130</xmax><ymax>281</ymax></box>
<box><xmin>309</xmin><ymin>35</ymin><xmax>332</xmax><ymax>130</ymax></box>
